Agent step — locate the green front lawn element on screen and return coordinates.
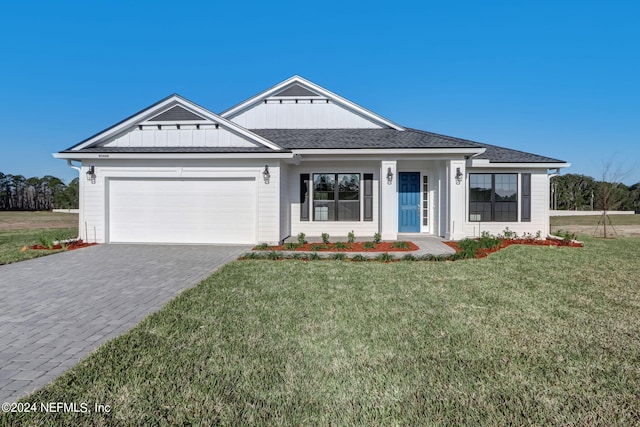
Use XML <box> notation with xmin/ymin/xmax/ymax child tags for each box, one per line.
<box><xmin>0</xmin><ymin>228</ymin><xmax>77</xmax><ymax>265</ymax></box>
<box><xmin>3</xmin><ymin>236</ymin><xmax>639</xmax><ymax>425</ymax></box>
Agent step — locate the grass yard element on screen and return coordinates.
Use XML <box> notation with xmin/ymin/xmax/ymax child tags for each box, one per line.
<box><xmin>0</xmin><ymin>211</ymin><xmax>79</xmax><ymax>265</ymax></box>
<box><xmin>2</xmin><ymin>236</ymin><xmax>639</xmax><ymax>425</ymax></box>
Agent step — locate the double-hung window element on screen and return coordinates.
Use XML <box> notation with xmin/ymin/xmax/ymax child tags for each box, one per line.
<box><xmin>312</xmin><ymin>173</ymin><xmax>360</xmax><ymax>221</ymax></box>
<box><xmin>469</xmin><ymin>173</ymin><xmax>517</xmax><ymax>222</ymax></box>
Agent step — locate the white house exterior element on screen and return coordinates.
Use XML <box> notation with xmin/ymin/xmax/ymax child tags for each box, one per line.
<box><xmin>54</xmin><ymin>76</ymin><xmax>569</xmax><ymax>244</ymax></box>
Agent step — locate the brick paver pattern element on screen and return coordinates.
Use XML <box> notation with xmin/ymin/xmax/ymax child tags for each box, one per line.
<box><xmin>0</xmin><ymin>244</ymin><xmax>249</xmax><ymax>403</ymax></box>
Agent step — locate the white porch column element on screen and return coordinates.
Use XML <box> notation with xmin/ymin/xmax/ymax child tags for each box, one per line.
<box><xmin>380</xmin><ymin>160</ymin><xmax>398</xmax><ymax>240</ymax></box>
<box><xmin>446</xmin><ymin>159</ymin><xmax>466</xmax><ymax>240</ymax></box>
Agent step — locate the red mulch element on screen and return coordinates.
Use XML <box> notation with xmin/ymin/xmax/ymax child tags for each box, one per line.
<box><xmin>255</xmin><ymin>241</ymin><xmax>419</xmax><ymax>252</ymax></box>
<box><xmin>444</xmin><ymin>238</ymin><xmax>583</xmax><ymax>259</ymax></box>
<box><xmin>29</xmin><ymin>240</ymin><xmax>97</xmax><ymax>251</ymax></box>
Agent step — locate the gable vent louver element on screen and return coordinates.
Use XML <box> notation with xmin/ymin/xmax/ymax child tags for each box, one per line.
<box><xmin>274</xmin><ymin>84</ymin><xmax>320</xmax><ymax>97</ymax></box>
<box><xmin>149</xmin><ymin>105</ymin><xmax>206</xmax><ymax>121</ymax></box>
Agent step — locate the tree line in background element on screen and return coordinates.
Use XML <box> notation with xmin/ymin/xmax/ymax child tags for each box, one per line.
<box><xmin>0</xmin><ymin>172</ymin><xmax>79</xmax><ymax>210</ymax></box>
<box><xmin>551</xmin><ymin>173</ymin><xmax>640</xmax><ymax>212</ymax></box>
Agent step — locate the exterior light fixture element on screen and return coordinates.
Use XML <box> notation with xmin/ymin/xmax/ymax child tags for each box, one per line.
<box><xmin>263</xmin><ymin>165</ymin><xmax>271</xmax><ymax>184</ymax></box>
<box><xmin>455</xmin><ymin>167</ymin><xmax>463</xmax><ymax>185</ymax></box>
<box><xmin>386</xmin><ymin>167</ymin><xmax>394</xmax><ymax>185</ymax></box>
<box><xmin>86</xmin><ymin>165</ymin><xmax>96</xmax><ymax>182</ymax></box>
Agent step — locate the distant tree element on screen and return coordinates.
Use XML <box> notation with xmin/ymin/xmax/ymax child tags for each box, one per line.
<box><xmin>0</xmin><ymin>171</ymin><xmax>78</xmax><ymax>210</ymax></box>
<box><xmin>551</xmin><ymin>174</ymin><xmax>597</xmax><ymax>210</ymax></box>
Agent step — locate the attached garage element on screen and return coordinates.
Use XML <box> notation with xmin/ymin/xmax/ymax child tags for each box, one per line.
<box><xmin>107</xmin><ymin>178</ymin><xmax>257</xmax><ymax>244</ymax></box>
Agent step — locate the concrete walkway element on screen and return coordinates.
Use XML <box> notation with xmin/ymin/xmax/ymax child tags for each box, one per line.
<box><xmin>0</xmin><ymin>244</ymin><xmax>249</xmax><ymax>403</ymax></box>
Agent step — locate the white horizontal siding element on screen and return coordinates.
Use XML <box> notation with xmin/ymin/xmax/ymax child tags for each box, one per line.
<box><xmin>103</xmin><ymin>126</ymin><xmax>258</xmax><ymax>148</ymax></box>
<box><xmin>230</xmin><ymin>100</ymin><xmax>383</xmax><ymax>129</ymax></box>
<box><xmin>461</xmin><ymin>170</ymin><xmax>550</xmax><ymax>238</ymax></box>
<box><xmin>288</xmin><ymin>162</ymin><xmax>380</xmax><ymax>239</ymax></box>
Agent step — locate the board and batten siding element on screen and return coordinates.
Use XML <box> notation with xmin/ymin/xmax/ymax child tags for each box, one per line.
<box><xmin>230</xmin><ymin>100</ymin><xmax>384</xmax><ymax>129</ymax></box>
<box><xmin>461</xmin><ymin>169</ymin><xmax>550</xmax><ymax>237</ymax></box>
<box><xmin>79</xmin><ymin>160</ymin><xmax>280</xmax><ymax>244</ymax></box>
<box><xmin>287</xmin><ymin>163</ymin><xmax>380</xmax><ymax>238</ymax></box>
<box><xmin>279</xmin><ymin>162</ymin><xmax>291</xmax><ymax>242</ymax></box>
<box><xmin>101</xmin><ymin>125</ymin><xmax>258</xmax><ymax>148</ymax></box>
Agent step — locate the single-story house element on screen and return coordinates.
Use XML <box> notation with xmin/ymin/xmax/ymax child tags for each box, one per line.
<box><xmin>55</xmin><ymin>75</ymin><xmax>569</xmax><ymax>244</ymax></box>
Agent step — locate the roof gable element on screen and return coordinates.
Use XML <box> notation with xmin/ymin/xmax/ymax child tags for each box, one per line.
<box><xmin>67</xmin><ymin>95</ymin><xmax>282</xmax><ymax>152</ymax></box>
<box><xmin>221</xmin><ymin>75</ymin><xmax>404</xmax><ymax>130</ymax></box>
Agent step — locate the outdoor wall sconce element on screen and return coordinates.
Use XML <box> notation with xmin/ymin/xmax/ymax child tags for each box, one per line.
<box><xmin>263</xmin><ymin>165</ymin><xmax>271</xmax><ymax>184</ymax></box>
<box><xmin>86</xmin><ymin>165</ymin><xmax>96</xmax><ymax>182</ymax></box>
<box><xmin>386</xmin><ymin>167</ymin><xmax>394</xmax><ymax>185</ymax></box>
<box><xmin>455</xmin><ymin>167</ymin><xmax>463</xmax><ymax>185</ymax></box>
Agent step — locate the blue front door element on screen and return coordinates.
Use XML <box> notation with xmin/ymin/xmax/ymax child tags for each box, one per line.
<box><xmin>398</xmin><ymin>172</ymin><xmax>420</xmax><ymax>232</ymax></box>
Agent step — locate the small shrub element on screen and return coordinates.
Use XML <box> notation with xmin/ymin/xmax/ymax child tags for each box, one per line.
<box><xmin>241</xmin><ymin>252</ymin><xmax>257</xmax><ymax>259</ymax></box>
<box><xmin>391</xmin><ymin>241</ymin><xmax>410</xmax><ymax>250</ymax></box>
<box><xmin>402</xmin><ymin>254</ymin><xmax>417</xmax><ymax>261</ymax></box>
<box><xmin>362</xmin><ymin>242</ymin><xmax>376</xmax><ymax>249</ymax></box>
<box><xmin>333</xmin><ymin>241</ymin><xmax>349</xmax><ymax>250</ymax></box>
<box><xmin>535</xmin><ymin>230</ymin><xmax>542</xmax><ymax>239</ymax></box>
<box><xmin>36</xmin><ymin>232</ymin><xmax>55</xmax><ymax>250</ymax></box>
<box><xmin>553</xmin><ymin>230</ymin><xmax>576</xmax><ymax>245</ymax></box>
<box><xmin>457</xmin><ymin>238</ymin><xmax>480</xmax><ymax>259</ymax></box>
<box><xmin>284</xmin><ymin>242</ymin><xmax>298</xmax><ymax>251</ymax></box>
<box><xmin>373</xmin><ymin>232</ymin><xmax>382</xmax><ymax>244</ymax></box>
<box><xmin>418</xmin><ymin>254</ymin><xmax>436</xmax><ymax>261</ymax></box>
<box><xmin>297</xmin><ymin>232</ymin><xmax>306</xmax><ymax>245</ymax></box>
<box><xmin>331</xmin><ymin>253</ymin><xmax>347</xmax><ymax>261</ymax></box>
<box><xmin>478</xmin><ymin>232</ymin><xmax>501</xmax><ymax>250</ymax></box>
<box><xmin>347</xmin><ymin>230</ymin><xmax>356</xmax><ymax>244</ymax></box>
<box><xmin>321</xmin><ymin>233</ymin><xmax>330</xmax><ymax>244</ymax></box>
<box><xmin>499</xmin><ymin>227</ymin><xmax>518</xmax><ymax>240</ymax></box>
<box><xmin>351</xmin><ymin>254</ymin><xmax>367</xmax><ymax>262</ymax></box>
<box><xmin>309</xmin><ymin>252</ymin><xmax>321</xmax><ymax>260</ymax></box>
<box><xmin>310</xmin><ymin>244</ymin><xmax>325</xmax><ymax>251</ymax></box>
<box><xmin>375</xmin><ymin>253</ymin><xmax>395</xmax><ymax>262</ymax></box>
<box><xmin>291</xmin><ymin>253</ymin><xmax>305</xmax><ymax>260</ymax></box>
<box><xmin>267</xmin><ymin>251</ymin><xmax>281</xmax><ymax>260</ymax></box>
<box><xmin>254</xmin><ymin>243</ymin><xmax>269</xmax><ymax>250</ymax></box>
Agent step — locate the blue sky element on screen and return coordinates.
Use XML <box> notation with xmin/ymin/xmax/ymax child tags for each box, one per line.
<box><xmin>1</xmin><ymin>0</ymin><xmax>638</xmax><ymax>185</ymax></box>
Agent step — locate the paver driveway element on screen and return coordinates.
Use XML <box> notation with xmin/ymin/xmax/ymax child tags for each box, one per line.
<box><xmin>0</xmin><ymin>244</ymin><xmax>249</xmax><ymax>403</ymax></box>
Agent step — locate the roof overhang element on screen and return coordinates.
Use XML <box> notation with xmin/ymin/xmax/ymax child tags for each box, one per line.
<box><xmin>220</xmin><ymin>75</ymin><xmax>405</xmax><ymax>131</ymax></box>
<box><xmin>53</xmin><ymin>152</ymin><xmax>294</xmax><ymax>160</ymax></box>
<box><xmin>292</xmin><ymin>147</ymin><xmax>486</xmax><ymax>156</ymax></box>
<box><xmin>468</xmin><ymin>158</ymin><xmax>571</xmax><ymax>169</ymax></box>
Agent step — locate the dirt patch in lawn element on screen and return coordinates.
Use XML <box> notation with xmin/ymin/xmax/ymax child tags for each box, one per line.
<box><xmin>255</xmin><ymin>241</ymin><xmax>419</xmax><ymax>252</ymax></box>
<box><xmin>0</xmin><ymin>211</ymin><xmax>78</xmax><ymax>231</ymax></box>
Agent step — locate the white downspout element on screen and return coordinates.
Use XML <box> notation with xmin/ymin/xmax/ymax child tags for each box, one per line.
<box><xmin>65</xmin><ymin>160</ymin><xmax>85</xmax><ymax>241</ymax></box>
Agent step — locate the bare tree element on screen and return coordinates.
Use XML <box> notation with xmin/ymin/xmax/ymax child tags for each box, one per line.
<box><xmin>594</xmin><ymin>160</ymin><xmax>630</xmax><ymax>238</ymax></box>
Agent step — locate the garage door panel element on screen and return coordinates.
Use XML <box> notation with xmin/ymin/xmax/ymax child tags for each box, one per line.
<box><xmin>108</xmin><ymin>178</ymin><xmax>255</xmax><ymax>244</ymax></box>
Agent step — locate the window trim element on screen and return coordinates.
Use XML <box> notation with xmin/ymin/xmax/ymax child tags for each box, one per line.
<box><xmin>311</xmin><ymin>172</ymin><xmax>362</xmax><ymax>222</ymax></box>
<box><xmin>469</xmin><ymin>173</ymin><xmax>518</xmax><ymax>222</ymax></box>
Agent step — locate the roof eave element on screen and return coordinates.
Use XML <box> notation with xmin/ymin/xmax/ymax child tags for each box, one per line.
<box><xmin>53</xmin><ymin>152</ymin><xmax>294</xmax><ymax>160</ymax></box>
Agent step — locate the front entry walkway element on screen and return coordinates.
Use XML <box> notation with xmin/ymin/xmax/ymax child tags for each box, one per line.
<box><xmin>0</xmin><ymin>244</ymin><xmax>250</xmax><ymax>403</ymax></box>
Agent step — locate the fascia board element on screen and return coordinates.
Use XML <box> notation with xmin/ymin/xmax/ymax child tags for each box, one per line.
<box><xmin>291</xmin><ymin>148</ymin><xmax>486</xmax><ymax>156</ymax></box>
<box><xmin>468</xmin><ymin>160</ymin><xmax>571</xmax><ymax>169</ymax></box>
<box><xmin>53</xmin><ymin>152</ymin><xmax>294</xmax><ymax>160</ymax></box>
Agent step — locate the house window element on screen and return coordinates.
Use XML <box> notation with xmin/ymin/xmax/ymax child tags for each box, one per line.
<box><xmin>469</xmin><ymin>173</ymin><xmax>517</xmax><ymax>222</ymax></box>
<box><xmin>422</xmin><ymin>175</ymin><xmax>428</xmax><ymax>226</ymax></box>
<box><xmin>313</xmin><ymin>173</ymin><xmax>360</xmax><ymax>221</ymax></box>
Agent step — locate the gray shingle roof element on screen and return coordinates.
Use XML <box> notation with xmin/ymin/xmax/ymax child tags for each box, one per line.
<box><xmin>252</xmin><ymin>128</ymin><xmax>482</xmax><ymax>149</ymax></box>
<box><xmin>251</xmin><ymin>128</ymin><xmax>565</xmax><ymax>163</ymax></box>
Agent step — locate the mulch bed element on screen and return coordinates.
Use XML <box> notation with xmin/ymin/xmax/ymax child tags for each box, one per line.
<box><xmin>254</xmin><ymin>241</ymin><xmax>419</xmax><ymax>252</ymax></box>
<box><xmin>444</xmin><ymin>238</ymin><xmax>583</xmax><ymax>259</ymax></box>
<box><xmin>29</xmin><ymin>240</ymin><xmax>97</xmax><ymax>251</ymax></box>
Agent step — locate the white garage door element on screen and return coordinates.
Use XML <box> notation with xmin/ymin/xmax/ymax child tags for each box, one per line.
<box><xmin>108</xmin><ymin>178</ymin><xmax>256</xmax><ymax>244</ymax></box>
